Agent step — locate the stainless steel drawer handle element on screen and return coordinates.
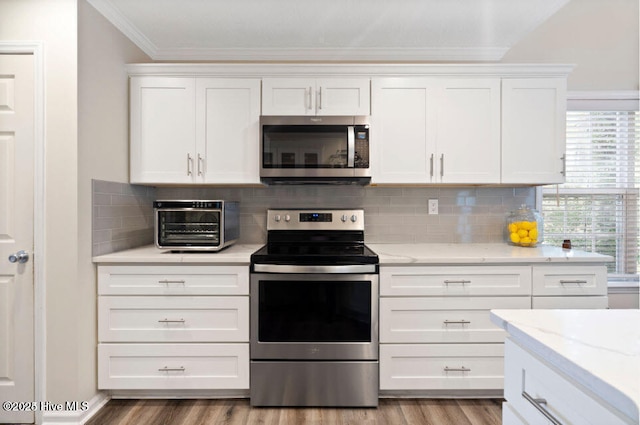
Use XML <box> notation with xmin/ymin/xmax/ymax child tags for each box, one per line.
<box><xmin>158</xmin><ymin>279</ymin><xmax>186</xmax><ymax>285</ymax></box>
<box><xmin>158</xmin><ymin>366</ymin><xmax>185</xmax><ymax>372</ymax></box>
<box><xmin>444</xmin><ymin>366</ymin><xmax>470</xmax><ymax>372</ymax></box>
<box><xmin>444</xmin><ymin>320</ymin><xmax>471</xmax><ymax>325</ymax></box>
<box><xmin>522</xmin><ymin>391</ymin><xmax>563</xmax><ymax>425</ymax></box>
<box><xmin>158</xmin><ymin>318</ymin><xmax>185</xmax><ymax>324</ymax></box>
<box><xmin>444</xmin><ymin>279</ymin><xmax>471</xmax><ymax>285</ymax></box>
<box><xmin>559</xmin><ymin>279</ymin><xmax>588</xmax><ymax>284</ymax></box>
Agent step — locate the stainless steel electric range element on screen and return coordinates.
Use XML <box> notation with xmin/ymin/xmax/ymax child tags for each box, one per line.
<box><xmin>250</xmin><ymin>209</ymin><xmax>379</xmax><ymax>407</ymax></box>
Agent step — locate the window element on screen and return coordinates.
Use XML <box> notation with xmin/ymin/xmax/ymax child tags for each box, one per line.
<box><xmin>541</xmin><ymin>94</ymin><xmax>639</xmax><ymax>281</ymax></box>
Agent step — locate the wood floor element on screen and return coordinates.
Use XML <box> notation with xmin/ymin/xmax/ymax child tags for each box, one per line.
<box><xmin>86</xmin><ymin>398</ymin><xmax>503</xmax><ymax>425</ymax></box>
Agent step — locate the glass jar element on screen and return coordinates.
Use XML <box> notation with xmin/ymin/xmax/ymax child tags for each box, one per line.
<box><xmin>505</xmin><ymin>205</ymin><xmax>543</xmax><ymax>247</ymax></box>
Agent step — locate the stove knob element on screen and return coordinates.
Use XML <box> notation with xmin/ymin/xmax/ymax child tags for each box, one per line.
<box><xmin>351</xmin><ymin>214</ymin><xmax>358</xmax><ymax>223</ymax></box>
<box><xmin>341</xmin><ymin>214</ymin><xmax>348</xmax><ymax>223</ymax></box>
<box><xmin>274</xmin><ymin>215</ymin><xmax>281</xmax><ymax>222</ymax></box>
<box><xmin>284</xmin><ymin>214</ymin><xmax>291</xmax><ymax>222</ymax></box>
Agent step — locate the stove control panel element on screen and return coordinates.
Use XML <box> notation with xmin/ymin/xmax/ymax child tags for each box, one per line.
<box><xmin>267</xmin><ymin>209</ymin><xmax>364</xmax><ymax>231</ymax></box>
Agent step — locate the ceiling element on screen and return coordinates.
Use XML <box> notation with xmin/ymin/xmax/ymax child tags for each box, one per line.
<box><xmin>87</xmin><ymin>0</ymin><xmax>571</xmax><ymax>62</ymax></box>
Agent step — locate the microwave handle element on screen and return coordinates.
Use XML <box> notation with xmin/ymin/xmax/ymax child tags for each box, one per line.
<box><xmin>347</xmin><ymin>126</ymin><xmax>355</xmax><ymax>167</ymax></box>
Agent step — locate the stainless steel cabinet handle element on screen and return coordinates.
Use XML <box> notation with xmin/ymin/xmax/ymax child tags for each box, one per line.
<box><xmin>308</xmin><ymin>86</ymin><xmax>313</xmax><ymax>110</ymax></box>
<box><xmin>318</xmin><ymin>86</ymin><xmax>323</xmax><ymax>110</ymax></box>
<box><xmin>197</xmin><ymin>154</ymin><xmax>203</xmax><ymax>176</ymax></box>
<box><xmin>430</xmin><ymin>154</ymin><xmax>434</xmax><ymax>178</ymax></box>
<box><xmin>8</xmin><ymin>250</ymin><xmax>29</xmax><ymax>264</ymax></box>
<box><xmin>444</xmin><ymin>366</ymin><xmax>470</xmax><ymax>372</ymax></box>
<box><xmin>158</xmin><ymin>366</ymin><xmax>185</xmax><ymax>372</ymax></box>
<box><xmin>444</xmin><ymin>320</ymin><xmax>471</xmax><ymax>325</ymax></box>
<box><xmin>444</xmin><ymin>279</ymin><xmax>471</xmax><ymax>285</ymax></box>
<box><xmin>187</xmin><ymin>153</ymin><xmax>193</xmax><ymax>176</ymax></box>
<box><xmin>158</xmin><ymin>318</ymin><xmax>185</xmax><ymax>324</ymax></box>
<box><xmin>560</xmin><ymin>154</ymin><xmax>566</xmax><ymax>176</ymax></box>
<box><xmin>158</xmin><ymin>279</ymin><xmax>186</xmax><ymax>284</ymax></box>
<box><xmin>522</xmin><ymin>391</ymin><xmax>563</xmax><ymax>425</ymax></box>
<box><xmin>559</xmin><ymin>279</ymin><xmax>588</xmax><ymax>284</ymax></box>
<box><xmin>440</xmin><ymin>154</ymin><xmax>444</xmax><ymax>177</ymax></box>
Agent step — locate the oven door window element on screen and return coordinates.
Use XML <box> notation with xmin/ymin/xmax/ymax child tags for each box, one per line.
<box><xmin>262</xmin><ymin>125</ymin><xmax>350</xmax><ymax>169</ymax></box>
<box><xmin>158</xmin><ymin>210</ymin><xmax>220</xmax><ymax>246</ymax></box>
<box><xmin>258</xmin><ymin>280</ymin><xmax>371</xmax><ymax>342</ymax></box>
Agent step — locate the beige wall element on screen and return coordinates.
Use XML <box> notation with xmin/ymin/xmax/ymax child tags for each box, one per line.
<box><xmin>78</xmin><ymin>0</ymin><xmax>150</xmax><ymax>401</ymax></box>
<box><xmin>504</xmin><ymin>0</ymin><xmax>639</xmax><ymax>91</ymax></box>
<box><xmin>0</xmin><ymin>0</ymin><xmax>79</xmax><ymax>404</ymax></box>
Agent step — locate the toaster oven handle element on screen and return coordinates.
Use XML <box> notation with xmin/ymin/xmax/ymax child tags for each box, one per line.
<box><xmin>347</xmin><ymin>126</ymin><xmax>355</xmax><ymax>167</ymax></box>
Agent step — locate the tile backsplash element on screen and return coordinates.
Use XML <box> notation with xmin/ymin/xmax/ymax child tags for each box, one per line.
<box><xmin>156</xmin><ymin>185</ymin><xmax>535</xmax><ymax>244</ymax></box>
<box><xmin>92</xmin><ymin>179</ymin><xmax>156</xmax><ymax>256</ymax></box>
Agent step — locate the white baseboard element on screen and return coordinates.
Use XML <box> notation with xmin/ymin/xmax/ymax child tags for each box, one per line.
<box><xmin>41</xmin><ymin>391</ymin><xmax>110</xmax><ymax>425</ymax></box>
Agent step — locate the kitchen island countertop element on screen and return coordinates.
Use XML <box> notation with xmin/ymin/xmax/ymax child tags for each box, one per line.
<box><xmin>491</xmin><ymin>309</ymin><xmax>640</xmax><ymax>423</ymax></box>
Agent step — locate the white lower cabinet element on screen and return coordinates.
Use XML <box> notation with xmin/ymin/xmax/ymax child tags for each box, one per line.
<box><xmin>97</xmin><ymin>264</ymin><xmax>250</xmax><ymax>391</ymax></box>
<box><xmin>98</xmin><ymin>343</ymin><xmax>249</xmax><ymax>390</ymax></box>
<box><xmin>380</xmin><ymin>344</ymin><xmax>504</xmax><ymax>390</ymax></box>
<box><xmin>379</xmin><ymin>265</ymin><xmax>532</xmax><ymax>393</ymax></box>
<box><xmin>503</xmin><ymin>338</ymin><xmax>631</xmax><ymax>424</ymax></box>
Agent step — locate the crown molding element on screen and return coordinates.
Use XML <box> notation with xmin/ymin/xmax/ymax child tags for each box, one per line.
<box><xmin>86</xmin><ymin>0</ymin><xmax>158</xmax><ymax>58</ymax></box>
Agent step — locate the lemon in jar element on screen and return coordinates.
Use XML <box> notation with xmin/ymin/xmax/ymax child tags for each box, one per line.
<box><xmin>510</xmin><ymin>233</ymin><xmax>520</xmax><ymax>243</ymax></box>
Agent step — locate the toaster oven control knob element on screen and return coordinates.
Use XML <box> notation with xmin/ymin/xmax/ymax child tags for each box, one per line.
<box><xmin>274</xmin><ymin>214</ymin><xmax>281</xmax><ymax>222</ymax></box>
<box><xmin>341</xmin><ymin>214</ymin><xmax>348</xmax><ymax>222</ymax></box>
<box><xmin>284</xmin><ymin>214</ymin><xmax>291</xmax><ymax>222</ymax></box>
<box><xmin>351</xmin><ymin>214</ymin><xmax>358</xmax><ymax>223</ymax></box>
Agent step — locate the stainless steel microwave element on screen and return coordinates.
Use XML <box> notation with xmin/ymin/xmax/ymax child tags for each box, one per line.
<box><xmin>260</xmin><ymin>116</ymin><xmax>371</xmax><ymax>184</ymax></box>
<box><xmin>154</xmin><ymin>200</ymin><xmax>239</xmax><ymax>251</ymax></box>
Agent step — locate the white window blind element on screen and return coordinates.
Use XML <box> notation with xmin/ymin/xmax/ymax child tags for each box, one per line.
<box><xmin>542</xmin><ymin>108</ymin><xmax>639</xmax><ymax>279</ymax></box>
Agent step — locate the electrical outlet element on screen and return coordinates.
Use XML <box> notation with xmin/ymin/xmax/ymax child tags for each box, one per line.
<box><xmin>428</xmin><ymin>199</ymin><xmax>438</xmax><ymax>215</ymax></box>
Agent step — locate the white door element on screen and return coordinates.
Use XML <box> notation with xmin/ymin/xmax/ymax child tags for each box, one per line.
<box><xmin>502</xmin><ymin>78</ymin><xmax>567</xmax><ymax>184</ymax></box>
<box><xmin>196</xmin><ymin>78</ymin><xmax>261</xmax><ymax>184</ymax></box>
<box><xmin>436</xmin><ymin>79</ymin><xmax>501</xmax><ymax>184</ymax></box>
<box><xmin>0</xmin><ymin>54</ymin><xmax>35</xmax><ymax>424</ymax></box>
<box><xmin>371</xmin><ymin>78</ymin><xmax>437</xmax><ymax>183</ymax></box>
<box><xmin>316</xmin><ymin>79</ymin><xmax>371</xmax><ymax>116</ymax></box>
<box><xmin>129</xmin><ymin>77</ymin><xmax>196</xmax><ymax>184</ymax></box>
<box><xmin>261</xmin><ymin>78</ymin><xmax>316</xmax><ymax>116</ymax></box>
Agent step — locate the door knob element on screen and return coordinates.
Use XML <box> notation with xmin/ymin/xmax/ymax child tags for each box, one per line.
<box><xmin>8</xmin><ymin>250</ymin><xmax>29</xmax><ymax>264</ymax></box>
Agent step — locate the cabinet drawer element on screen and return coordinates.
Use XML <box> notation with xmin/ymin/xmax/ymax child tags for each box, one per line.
<box><xmin>503</xmin><ymin>402</ymin><xmax>528</xmax><ymax>425</ymax></box>
<box><xmin>381</xmin><ymin>266</ymin><xmax>531</xmax><ymax>296</ymax></box>
<box><xmin>532</xmin><ymin>265</ymin><xmax>606</xmax><ymax>296</ymax></box>
<box><xmin>380</xmin><ymin>344</ymin><xmax>504</xmax><ymax>390</ymax></box>
<box><xmin>532</xmin><ymin>296</ymin><xmax>608</xmax><ymax>309</ymax></box>
<box><xmin>381</xmin><ymin>297</ymin><xmax>530</xmax><ymax>343</ymax></box>
<box><xmin>98</xmin><ymin>296</ymin><xmax>248</xmax><ymax>342</ymax></box>
<box><xmin>504</xmin><ymin>339</ymin><xmax>630</xmax><ymax>425</ymax></box>
<box><xmin>98</xmin><ymin>343</ymin><xmax>249</xmax><ymax>390</ymax></box>
<box><xmin>98</xmin><ymin>265</ymin><xmax>249</xmax><ymax>295</ymax></box>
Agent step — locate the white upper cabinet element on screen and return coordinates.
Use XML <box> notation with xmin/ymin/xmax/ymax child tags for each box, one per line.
<box><xmin>130</xmin><ymin>76</ymin><xmax>261</xmax><ymax>184</ymax></box>
<box><xmin>196</xmin><ymin>78</ymin><xmax>261</xmax><ymax>184</ymax></box>
<box><xmin>501</xmin><ymin>78</ymin><xmax>567</xmax><ymax>184</ymax></box>
<box><xmin>371</xmin><ymin>78</ymin><xmax>501</xmax><ymax>184</ymax></box>
<box><xmin>262</xmin><ymin>78</ymin><xmax>370</xmax><ymax>116</ymax></box>
<box><xmin>130</xmin><ymin>77</ymin><xmax>196</xmax><ymax>184</ymax></box>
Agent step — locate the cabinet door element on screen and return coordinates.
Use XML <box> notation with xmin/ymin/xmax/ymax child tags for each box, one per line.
<box><xmin>130</xmin><ymin>77</ymin><xmax>196</xmax><ymax>184</ymax></box>
<box><xmin>371</xmin><ymin>78</ymin><xmax>437</xmax><ymax>183</ymax></box>
<box><xmin>262</xmin><ymin>78</ymin><xmax>316</xmax><ymax>115</ymax></box>
<box><xmin>436</xmin><ymin>79</ymin><xmax>501</xmax><ymax>184</ymax></box>
<box><xmin>502</xmin><ymin>78</ymin><xmax>567</xmax><ymax>184</ymax></box>
<box><xmin>316</xmin><ymin>78</ymin><xmax>370</xmax><ymax>116</ymax></box>
<box><xmin>197</xmin><ymin>79</ymin><xmax>261</xmax><ymax>184</ymax></box>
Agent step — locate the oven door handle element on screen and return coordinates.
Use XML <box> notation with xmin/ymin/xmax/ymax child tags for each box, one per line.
<box><xmin>252</xmin><ymin>264</ymin><xmax>377</xmax><ymax>274</ymax></box>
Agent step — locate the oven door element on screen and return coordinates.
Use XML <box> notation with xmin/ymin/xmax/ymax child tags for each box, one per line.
<box><xmin>250</xmin><ymin>270</ymin><xmax>378</xmax><ymax>361</ymax></box>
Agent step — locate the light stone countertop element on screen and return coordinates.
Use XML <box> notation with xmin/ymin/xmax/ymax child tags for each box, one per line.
<box><xmin>490</xmin><ymin>309</ymin><xmax>640</xmax><ymax>423</ymax></box>
<box><xmin>93</xmin><ymin>243</ymin><xmax>613</xmax><ymax>264</ymax></box>
<box><xmin>92</xmin><ymin>244</ymin><xmax>263</xmax><ymax>264</ymax></box>
<box><xmin>368</xmin><ymin>243</ymin><xmax>613</xmax><ymax>264</ymax></box>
